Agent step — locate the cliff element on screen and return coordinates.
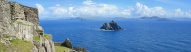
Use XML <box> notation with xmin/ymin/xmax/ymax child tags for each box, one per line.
<box><xmin>0</xmin><ymin>0</ymin><xmax>55</xmax><ymax>52</ymax></box>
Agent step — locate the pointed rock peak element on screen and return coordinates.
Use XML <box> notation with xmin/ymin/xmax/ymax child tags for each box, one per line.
<box><xmin>61</xmin><ymin>38</ymin><xmax>73</xmax><ymax>49</ymax></box>
<box><xmin>110</xmin><ymin>20</ymin><xmax>115</xmax><ymax>23</ymax></box>
<box><xmin>66</xmin><ymin>38</ymin><xmax>70</xmax><ymax>41</ymax></box>
<box><xmin>111</xmin><ymin>20</ymin><xmax>114</xmax><ymax>22</ymax></box>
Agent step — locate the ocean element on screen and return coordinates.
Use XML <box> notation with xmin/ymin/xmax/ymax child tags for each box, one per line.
<box><xmin>40</xmin><ymin>20</ymin><xmax>191</xmax><ymax>52</ymax></box>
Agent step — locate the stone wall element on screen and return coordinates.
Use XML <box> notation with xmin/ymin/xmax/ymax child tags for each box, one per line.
<box><xmin>0</xmin><ymin>0</ymin><xmax>14</xmax><ymax>37</ymax></box>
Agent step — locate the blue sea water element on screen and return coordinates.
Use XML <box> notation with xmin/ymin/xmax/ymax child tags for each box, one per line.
<box><xmin>40</xmin><ymin>20</ymin><xmax>191</xmax><ymax>52</ymax></box>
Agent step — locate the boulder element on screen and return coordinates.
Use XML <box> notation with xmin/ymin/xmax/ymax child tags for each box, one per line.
<box><xmin>100</xmin><ymin>20</ymin><xmax>123</xmax><ymax>30</ymax></box>
<box><xmin>61</xmin><ymin>38</ymin><xmax>73</xmax><ymax>49</ymax></box>
<box><xmin>74</xmin><ymin>47</ymin><xmax>88</xmax><ymax>52</ymax></box>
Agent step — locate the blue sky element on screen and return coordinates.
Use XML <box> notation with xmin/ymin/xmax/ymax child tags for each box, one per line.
<box><xmin>10</xmin><ymin>0</ymin><xmax>191</xmax><ymax>20</ymax></box>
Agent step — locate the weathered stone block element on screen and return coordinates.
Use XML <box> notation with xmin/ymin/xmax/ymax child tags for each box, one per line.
<box><xmin>9</xmin><ymin>2</ymin><xmax>25</xmax><ymax>20</ymax></box>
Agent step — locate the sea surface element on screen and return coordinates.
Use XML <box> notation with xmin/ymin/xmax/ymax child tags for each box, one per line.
<box><xmin>40</xmin><ymin>20</ymin><xmax>191</xmax><ymax>52</ymax></box>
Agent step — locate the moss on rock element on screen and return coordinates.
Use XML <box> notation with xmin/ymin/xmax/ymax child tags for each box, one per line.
<box><xmin>33</xmin><ymin>35</ymin><xmax>40</xmax><ymax>41</ymax></box>
<box><xmin>43</xmin><ymin>34</ymin><xmax>50</xmax><ymax>38</ymax></box>
<box><xmin>55</xmin><ymin>46</ymin><xmax>71</xmax><ymax>52</ymax></box>
<box><xmin>0</xmin><ymin>39</ymin><xmax>34</xmax><ymax>52</ymax></box>
<box><xmin>10</xmin><ymin>39</ymin><xmax>34</xmax><ymax>52</ymax></box>
<box><xmin>0</xmin><ymin>42</ymin><xmax>8</xmax><ymax>52</ymax></box>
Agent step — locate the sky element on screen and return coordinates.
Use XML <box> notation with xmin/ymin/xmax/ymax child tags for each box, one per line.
<box><xmin>9</xmin><ymin>0</ymin><xmax>191</xmax><ymax>20</ymax></box>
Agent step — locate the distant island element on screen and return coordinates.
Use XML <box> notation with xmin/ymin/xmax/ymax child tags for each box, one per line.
<box><xmin>100</xmin><ymin>20</ymin><xmax>123</xmax><ymax>30</ymax></box>
<box><xmin>140</xmin><ymin>16</ymin><xmax>173</xmax><ymax>21</ymax></box>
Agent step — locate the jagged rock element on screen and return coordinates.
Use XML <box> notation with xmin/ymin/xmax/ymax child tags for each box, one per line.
<box><xmin>38</xmin><ymin>47</ymin><xmax>46</xmax><ymax>52</ymax></box>
<box><xmin>50</xmin><ymin>40</ymin><xmax>55</xmax><ymax>52</ymax></box>
<box><xmin>44</xmin><ymin>38</ymin><xmax>55</xmax><ymax>52</ymax></box>
<box><xmin>61</xmin><ymin>38</ymin><xmax>73</xmax><ymax>49</ymax></box>
<box><xmin>13</xmin><ymin>20</ymin><xmax>35</xmax><ymax>41</ymax></box>
<box><xmin>74</xmin><ymin>47</ymin><xmax>88</xmax><ymax>52</ymax></box>
<box><xmin>22</xmin><ymin>5</ymin><xmax>39</xmax><ymax>26</ymax></box>
<box><xmin>0</xmin><ymin>0</ymin><xmax>15</xmax><ymax>37</ymax></box>
<box><xmin>44</xmin><ymin>39</ymin><xmax>51</xmax><ymax>52</ymax></box>
<box><xmin>36</xmin><ymin>26</ymin><xmax>44</xmax><ymax>36</ymax></box>
<box><xmin>54</xmin><ymin>38</ymin><xmax>88</xmax><ymax>52</ymax></box>
<box><xmin>9</xmin><ymin>2</ymin><xmax>25</xmax><ymax>21</ymax></box>
<box><xmin>32</xmin><ymin>46</ymin><xmax>38</xmax><ymax>52</ymax></box>
<box><xmin>100</xmin><ymin>20</ymin><xmax>123</xmax><ymax>30</ymax></box>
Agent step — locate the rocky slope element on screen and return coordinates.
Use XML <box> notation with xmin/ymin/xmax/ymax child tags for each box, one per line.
<box><xmin>54</xmin><ymin>38</ymin><xmax>87</xmax><ymax>52</ymax></box>
<box><xmin>0</xmin><ymin>0</ymin><xmax>55</xmax><ymax>52</ymax></box>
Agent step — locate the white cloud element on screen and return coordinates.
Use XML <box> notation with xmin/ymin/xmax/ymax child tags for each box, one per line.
<box><xmin>45</xmin><ymin>0</ymin><xmax>131</xmax><ymax>19</ymax></box>
<box><xmin>82</xmin><ymin>0</ymin><xmax>96</xmax><ymax>5</ymax></box>
<box><xmin>172</xmin><ymin>9</ymin><xmax>191</xmax><ymax>18</ymax></box>
<box><xmin>56</xmin><ymin>4</ymin><xmax>61</xmax><ymax>6</ymax></box>
<box><xmin>36</xmin><ymin>1</ymin><xmax>191</xmax><ymax>20</ymax></box>
<box><xmin>134</xmin><ymin>2</ymin><xmax>167</xmax><ymax>17</ymax></box>
<box><xmin>35</xmin><ymin>4</ymin><xmax>48</xmax><ymax>15</ymax></box>
<box><xmin>134</xmin><ymin>2</ymin><xmax>191</xmax><ymax>18</ymax></box>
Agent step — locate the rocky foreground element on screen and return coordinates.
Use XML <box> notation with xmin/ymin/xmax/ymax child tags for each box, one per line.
<box><xmin>54</xmin><ymin>38</ymin><xmax>87</xmax><ymax>52</ymax></box>
<box><xmin>100</xmin><ymin>20</ymin><xmax>123</xmax><ymax>30</ymax></box>
<box><xmin>0</xmin><ymin>0</ymin><xmax>86</xmax><ymax>52</ymax></box>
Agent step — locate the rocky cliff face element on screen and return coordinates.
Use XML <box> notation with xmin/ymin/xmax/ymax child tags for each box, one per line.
<box><xmin>0</xmin><ymin>0</ymin><xmax>55</xmax><ymax>52</ymax></box>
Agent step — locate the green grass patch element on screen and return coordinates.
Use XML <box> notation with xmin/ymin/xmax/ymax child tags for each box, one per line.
<box><xmin>33</xmin><ymin>35</ymin><xmax>40</xmax><ymax>41</ymax></box>
<box><xmin>25</xmin><ymin>24</ymin><xmax>31</xmax><ymax>26</ymax></box>
<box><xmin>10</xmin><ymin>39</ymin><xmax>34</xmax><ymax>52</ymax></box>
<box><xmin>0</xmin><ymin>42</ymin><xmax>8</xmax><ymax>52</ymax></box>
<box><xmin>4</xmin><ymin>36</ymin><xmax>10</xmax><ymax>39</ymax></box>
<box><xmin>43</xmin><ymin>34</ymin><xmax>51</xmax><ymax>38</ymax></box>
<box><xmin>17</xmin><ymin>21</ymin><xmax>31</xmax><ymax>26</ymax></box>
<box><xmin>17</xmin><ymin>21</ymin><xmax>23</xmax><ymax>24</ymax></box>
<box><xmin>0</xmin><ymin>39</ymin><xmax>34</xmax><ymax>52</ymax></box>
<box><xmin>55</xmin><ymin>46</ymin><xmax>71</xmax><ymax>52</ymax></box>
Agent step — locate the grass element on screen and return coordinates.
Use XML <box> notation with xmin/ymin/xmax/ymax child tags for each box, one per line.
<box><xmin>17</xmin><ymin>21</ymin><xmax>31</xmax><ymax>26</ymax></box>
<box><xmin>10</xmin><ymin>39</ymin><xmax>34</xmax><ymax>52</ymax></box>
<box><xmin>33</xmin><ymin>35</ymin><xmax>40</xmax><ymax>41</ymax></box>
<box><xmin>55</xmin><ymin>46</ymin><xmax>71</xmax><ymax>52</ymax></box>
<box><xmin>17</xmin><ymin>21</ymin><xmax>23</xmax><ymax>24</ymax></box>
<box><xmin>0</xmin><ymin>42</ymin><xmax>8</xmax><ymax>52</ymax></box>
<box><xmin>0</xmin><ymin>39</ymin><xmax>34</xmax><ymax>52</ymax></box>
<box><xmin>43</xmin><ymin>34</ymin><xmax>50</xmax><ymax>38</ymax></box>
<box><xmin>34</xmin><ymin>33</ymin><xmax>52</xmax><ymax>41</ymax></box>
<box><xmin>4</xmin><ymin>36</ymin><xmax>10</xmax><ymax>39</ymax></box>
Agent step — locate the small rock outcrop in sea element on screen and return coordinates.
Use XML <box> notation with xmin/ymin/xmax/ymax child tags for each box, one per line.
<box><xmin>61</xmin><ymin>38</ymin><xmax>73</xmax><ymax>49</ymax></box>
<box><xmin>54</xmin><ymin>38</ymin><xmax>88</xmax><ymax>52</ymax></box>
<box><xmin>74</xmin><ymin>47</ymin><xmax>87</xmax><ymax>52</ymax></box>
<box><xmin>100</xmin><ymin>20</ymin><xmax>123</xmax><ymax>30</ymax></box>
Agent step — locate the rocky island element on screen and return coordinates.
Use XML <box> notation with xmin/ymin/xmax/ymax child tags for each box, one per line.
<box><xmin>100</xmin><ymin>20</ymin><xmax>123</xmax><ymax>30</ymax></box>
